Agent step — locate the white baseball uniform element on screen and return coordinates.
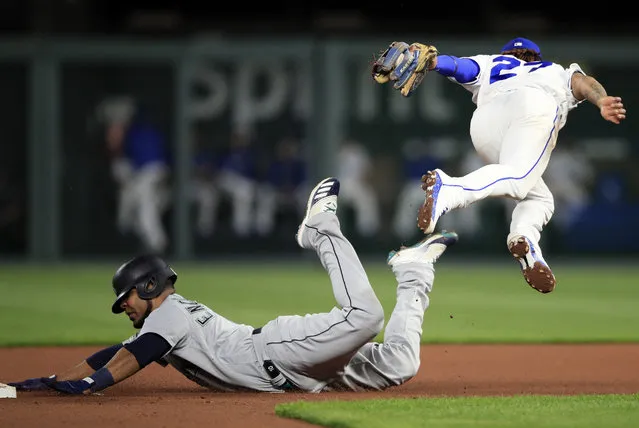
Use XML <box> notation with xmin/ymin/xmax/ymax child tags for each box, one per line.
<box><xmin>438</xmin><ymin>55</ymin><xmax>585</xmax><ymax>246</ymax></box>
<box><xmin>122</xmin><ymin>212</ymin><xmax>434</xmax><ymax>392</ymax></box>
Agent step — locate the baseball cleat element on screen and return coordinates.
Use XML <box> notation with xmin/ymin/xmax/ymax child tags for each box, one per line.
<box><xmin>417</xmin><ymin>169</ymin><xmax>450</xmax><ymax>235</ymax></box>
<box><xmin>387</xmin><ymin>230</ymin><xmax>458</xmax><ymax>266</ymax></box>
<box><xmin>508</xmin><ymin>235</ymin><xmax>556</xmax><ymax>293</ymax></box>
<box><xmin>296</xmin><ymin>177</ymin><xmax>340</xmax><ymax>247</ymax></box>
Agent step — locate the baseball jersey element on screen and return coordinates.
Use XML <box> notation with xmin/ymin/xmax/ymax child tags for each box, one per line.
<box><xmin>123</xmin><ymin>293</ymin><xmax>270</xmax><ymax>392</ymax></box>
<box><xmin>124</xmin><ymin>122</ymin><xmax>169</xmax><ymax>169</ymax></box>
<box><xmin>452</xmin><ymin>55</ymin><xmax>585</xmax><ymax>128</ymax></box>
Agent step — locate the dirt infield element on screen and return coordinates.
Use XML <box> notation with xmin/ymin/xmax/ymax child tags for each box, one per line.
<box><xmin>1</xmin><ymin>344</ymin><xmax>638</xmax><ymax>428</ymax></box>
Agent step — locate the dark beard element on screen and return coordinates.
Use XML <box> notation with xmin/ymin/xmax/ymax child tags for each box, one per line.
<box><xmin>133</xmin><ymin>301</ymin><xmax>153</xmax><ymax>329</ymax></box>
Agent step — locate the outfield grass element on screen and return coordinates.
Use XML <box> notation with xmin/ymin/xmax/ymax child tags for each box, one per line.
<box><xmin>276</xmin><ymin>394</ymin><xmax>639</xmax><ymax>428</ymax></box>
<box><xmin>0</xmin><ymin>260</ymin><xmax>637</xmax><ymax>346</ymax></box>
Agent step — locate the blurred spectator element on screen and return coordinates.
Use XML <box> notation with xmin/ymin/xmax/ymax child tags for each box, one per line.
<box><xmin>100</xmin><ymin>96</ymin><xmax>171</xmax><ymax>254</ymax></box>
<box><xmin>255</xmin><ymin>136</ymin><xmax>307</xmax><ymax>236</ymax></box>
<box><xmin>595</xmin><ymin>172</ymin><xmax>626</xmax><ymax>204</ymax></box>
<box><xmin>544</xmin><ymin>140</ymin><xmax>595</xmax><ymax>230</ymax></box>
<box><xmin>338</xmin><ymin>139</ymin><xmax>380</xmax><ymax>238</ymax></box>
<box><xmin>392</xmin><ymin>138</ymin><xmax>446</xmax><ymax>240</ymax></box>
<box><xmin>209</xmin><ymin>126</ymin><xmax>260</xmax><ymax>237</ymax></box>
<box><xmin>191</xmin><ymin>145</ymin><xmax>218</xmax><ymax>237</ymax></box>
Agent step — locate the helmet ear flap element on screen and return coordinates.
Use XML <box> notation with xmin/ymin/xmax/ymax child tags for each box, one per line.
<box><xmin>137</xmin><ymin>275</ymin><xmax>162</xmax><ymax>300</ymax></box>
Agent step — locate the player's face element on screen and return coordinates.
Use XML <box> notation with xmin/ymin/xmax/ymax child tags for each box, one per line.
<box><xmin>119</xmin><ymin>288</ymin><xmax>150</xmax><ymax>328</ymax></box>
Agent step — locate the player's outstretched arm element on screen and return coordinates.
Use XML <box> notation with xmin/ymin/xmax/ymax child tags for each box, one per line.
<box><xmin>372</xmin><ymin>41</ymin><xmax>480</xmax><ymax>96</ymax></box>
<box><xmin>7</xmin><ymin>343</ymin><xmax>124</xmax><ymax>391</ymax></box>
<box><xmin>53</xmin><ymin>343</ymin><xmax>125</xmax><ymax>381</ymax></box>
<box><xmin>46</xmin><ymin>332</ymin><xmax>171</xmax><ymax>395</ymax></box>
<box><xmin>100</xmin><ymin>347</ymin><xmax>142</xmax><ymax>385</ymax></box>
<box><xmin>46</xmin><ymin>347</ymin><xmax>142</xmax><ymax>395</ymax></box>
<box><xmin>571</xmin><ymin>73</ymin><xmax>626</xmax><ymax>124</ymax></box>
<box><xmin>57</xmin><ymin>347</ymin><xmax>141</xmax><ymax>386</ymax></box>
<box><xmin>54</xmin><ymin>361</ymin><xmax>97</xmax><ymax>381</ymax></box>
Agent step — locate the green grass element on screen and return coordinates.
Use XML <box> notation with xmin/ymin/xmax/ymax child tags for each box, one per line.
<box><xmin>276</xmin><ymin>394</ymin><xmax>639</xmax><ymax>428</ymax></box>
<box><xmin>0</xmin><ymin>260</ymin><xmax>637</xmax><ymax>346</ymax></box>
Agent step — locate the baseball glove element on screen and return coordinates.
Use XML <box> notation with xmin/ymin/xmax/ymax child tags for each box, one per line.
<box><xmin>372</xmin><ymin>42</ymin><xmax>439</xmax><ymax>97</ymax></box>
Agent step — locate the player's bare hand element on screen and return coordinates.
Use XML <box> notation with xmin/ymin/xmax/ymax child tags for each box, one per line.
<box><xmin>598</xmin><ymin>96</ymin><xmax>626</xmax><ymax>124</ymax></box>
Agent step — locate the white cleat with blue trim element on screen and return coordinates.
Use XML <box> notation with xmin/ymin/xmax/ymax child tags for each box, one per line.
<box><xmin>418</xmin><ymin>169</ymin><xmax>452</xmax><ymax>235</ymax></box>
<box><xmin>508</xmin><ymin>235</ymin><xmax>556</xmax><ymax>293</ymax></box>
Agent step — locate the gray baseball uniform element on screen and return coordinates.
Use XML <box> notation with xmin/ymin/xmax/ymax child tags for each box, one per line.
<box><xmin>124</xmin><ymin>212</ymin><xmax>434</xmax><ymax>392</ymax></box>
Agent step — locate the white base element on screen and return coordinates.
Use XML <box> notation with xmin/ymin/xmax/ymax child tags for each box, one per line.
<box><xmin>0</xmin><ymin>382</ymin><xmax>17</xmax><ymax>398</ymax></box>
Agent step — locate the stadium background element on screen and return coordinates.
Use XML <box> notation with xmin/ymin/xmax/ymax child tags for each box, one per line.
<box><xmin>0</xmin><ymin>2</ymin><xmax>637</xmax><ymax>262</ymax></box>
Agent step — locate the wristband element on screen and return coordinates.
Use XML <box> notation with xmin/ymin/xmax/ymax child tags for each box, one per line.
<box><xmin>86</xmin><ymin>367</ymin><xmax>115</xmax><ymax>392</ymax></box>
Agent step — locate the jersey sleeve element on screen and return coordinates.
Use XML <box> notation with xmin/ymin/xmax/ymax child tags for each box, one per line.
<box><xmin>566</xmin><ymin>63</ymin><xmax>587</xmax><ymax>109</ymax></box>
<box><xmin>138</xmin><ymin>302</ymin><xmax>190</xmax><ymax>350</ymax></box>
<box><xmin>122</xmin><ymin>332</ymin><xmax>139</xmax><ymax>345</ymax></box>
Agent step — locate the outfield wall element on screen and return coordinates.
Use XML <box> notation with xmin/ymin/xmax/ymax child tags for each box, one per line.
<box><xmin>0</xmin><ymin>36</ymin><xmax>636</xmax><ymax>261</ymax></box>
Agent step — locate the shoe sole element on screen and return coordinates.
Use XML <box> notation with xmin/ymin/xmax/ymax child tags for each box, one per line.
<box><xmin>387</xmin><ymin>230</ymin><xmax>459</xmax><ymax>264</ymax></box>
<box><xmin>509</xmin><ymin>237</ymin><xmax>556</xmax><ymax>293</ymax></box>
<box><xmin>296</xmin><ymin>177</ymin><xmax>336</xmax><ymax>246</ymax></box>
<box><xmin>417</xmin><ymin>171</ymin><xmax>438</xmax><ymax>234</ymax></box>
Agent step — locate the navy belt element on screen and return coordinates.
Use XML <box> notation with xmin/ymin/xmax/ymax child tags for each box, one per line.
<box><xmin>252</xmin><ymin>327</ymin><xmax>296</xmax><ymax>391</ymax></box>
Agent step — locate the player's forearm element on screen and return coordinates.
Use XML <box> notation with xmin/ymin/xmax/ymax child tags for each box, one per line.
<box><xmin>56</xmin><ymin>347</ymin><xmax>140</xmax><ymax>392</ymax></box>
<box><xmin>55</xmin><ymin>344</ymin><xmax>131</xmax><ymax>382</ymax></box>
<box><xmin>55</xmin><ymin>343</ymin><xmax>124</xmax><ymax>381</ymax></box>
<box><xmin>573</xmin><ymin>75</ymin><xmax>608</xmax><ymax>107</ymax></box>
<box><xmin>103</xmin><ymin>348</ymin><xmax>141</xmax><ymax>384</ymax></box>
<box><xmin>78</xmin><ymin>333</ymin><xmax>169</xmax><ymax>389</ymax></box>
<box><xmin>55</xmin><ymin>361</ymin><xmax>96</xmax><ymax>381</ymax></box>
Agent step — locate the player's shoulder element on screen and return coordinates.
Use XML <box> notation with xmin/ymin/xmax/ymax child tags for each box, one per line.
<box><xmin>464</xmin><ymin>54</ymin><xmax>494</xmax><ymax>64</ymax></box>
<box><xmin>161</xmin><ymin>294</ymin><xmax>214</xmax><ymax>316</ymax></box>
<box><xmin>565</xmin><ymin>62</ymin><xmax>586</xmax><ymax>76</ymax></box>
<box><xmin>151</xmin><ymin>294</ymin><xmax>191</xmax><ymax>318</ymax></box>
<box><xmin>143</xmin><ymin>294</ymin><xmax>192</xmax><ymax>331</ymax></box>
<box><xmin>122</xmin><ymin>332</ymin><xmax>139</xmax><ymax>345</ymax></box>
<box><xmin>455</xmin><ymin>54</ymin><xmax>493</xmax><ymax>75</ymax></box>
<box><xmin>539</xmin><ymin>61</ymin><xmax>585</xmax><ymax>80</ymax></box>
<box><xmin>538</xmin><ymin>59</ymin><xmax>576</xmax><ymax>69</ymax></box>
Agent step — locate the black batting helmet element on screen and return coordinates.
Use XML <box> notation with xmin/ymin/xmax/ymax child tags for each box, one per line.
<box><xmin>111</xmin><ymin>255</ymin><xmax>178</xmax><ymax>314</ymax></box>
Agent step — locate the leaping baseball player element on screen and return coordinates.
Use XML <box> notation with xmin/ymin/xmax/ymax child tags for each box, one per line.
<box><xmin>8</xmin><ymin>177</ymin><xmax>458</xmax><ymax>394</ymax></box>
<box><xmin>373</xmin><ymin>37</ymin><xmax>626</xmax><ymax>293</ymax></box>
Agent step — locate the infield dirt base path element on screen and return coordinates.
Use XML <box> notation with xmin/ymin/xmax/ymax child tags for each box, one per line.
<box><xmin>1</xmin><ymin>344</ymin><xmax>638</xmax><ymax>428</ymax></box>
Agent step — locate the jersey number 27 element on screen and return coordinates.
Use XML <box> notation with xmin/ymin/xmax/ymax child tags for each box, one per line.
<box><xmin>490</xmin><ymin>56</ymin><xmax>552</xmax><ymax>84</ymax></box>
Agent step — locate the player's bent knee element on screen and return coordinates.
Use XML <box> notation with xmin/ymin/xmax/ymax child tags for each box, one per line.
<box><xmin>503</xmin><ymin>168</ymin><xmax>541</xmax><ymax>199</ymax></box>
<box><xmin>543</xmin><ymin>196</ymin><xmax>555</xmax><ymax>217</ymax></box>
<box><xmin>385</xmin><ymin>347</ymin><xmax>421</xmax><ymax>385</ymax></box>
<box><xmin>392</xmin><ymin>363</ymin><xmax>420</xmax><ymax>385</ymax></box>
<box><xmin>510</xmin><ymin>180</ymin><xmax>535</xmax><ymax>200</ymax></box>
<box><xmin>353</xmin><ymin>302</ymin><xmax>385</xmax><ymax>337</ymax></box>
<box><xmin>403</xmin><ymin>351</ymin><xmax>421</xmax><ymax>381</ymax></box>
<box><xmin>397</xmin><ymin>364</ymin><xmax>420</xmax><ymax>385</ymax></box>
<box><xmin>369</xmin><ymin>302</ymin><xmax>385</xmax><ymax>335</ymax></box>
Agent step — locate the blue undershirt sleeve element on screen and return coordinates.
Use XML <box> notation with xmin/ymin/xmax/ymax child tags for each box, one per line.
<box><xmin>433</xmin><ymin>55</ymin><xmax>480</xmax><ymax>84</ymax></box>
<box><xmin>124</xmin><ymin>332</ymin><xmax>172</xmax><ymax>368</ymax></box>
<box><xmin>85</xmin><ymin>344</ymin><xmax>124</xmax><ymax>370</ymax></box>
